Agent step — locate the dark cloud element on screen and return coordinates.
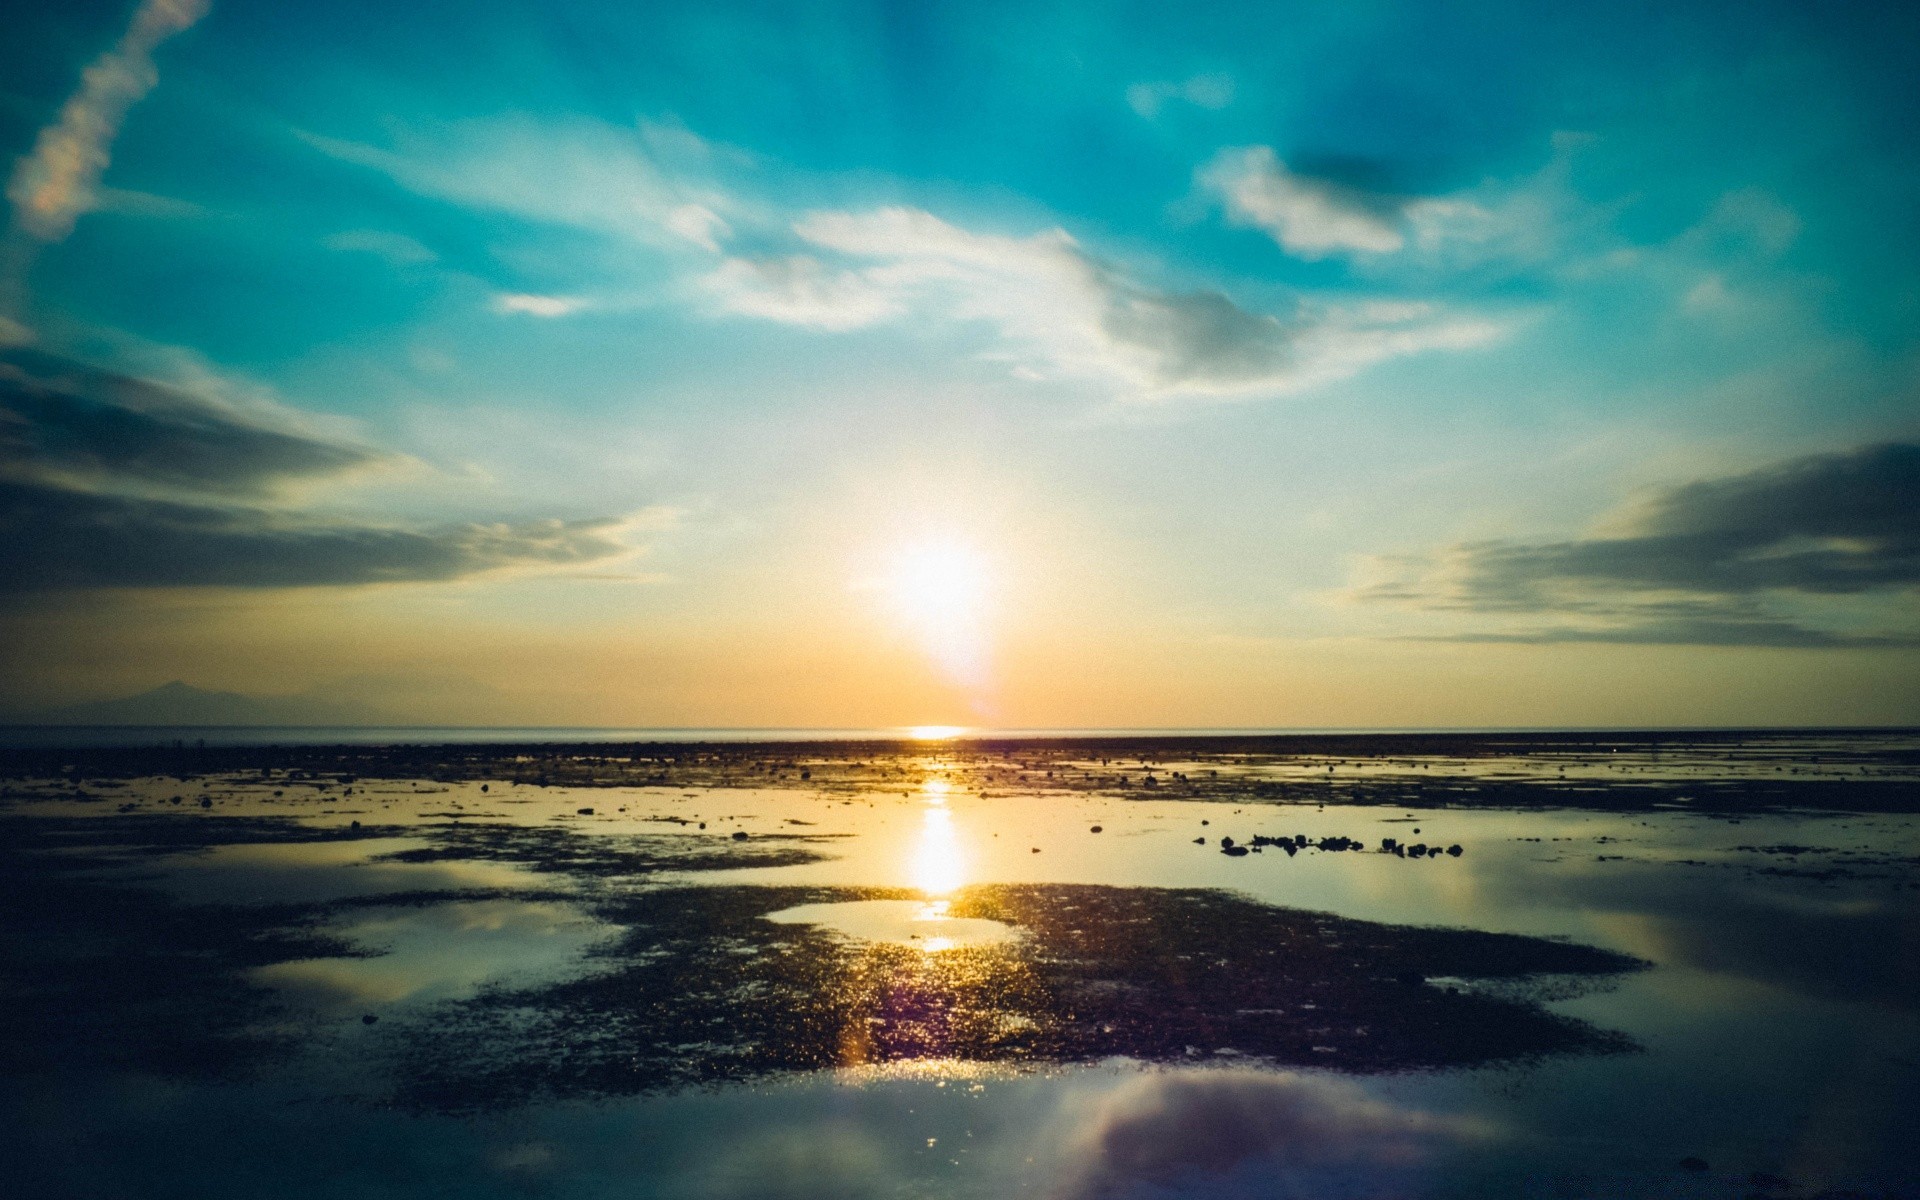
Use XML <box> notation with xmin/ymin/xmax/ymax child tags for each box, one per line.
<box><xmin>0</xmin><ymin>350</ymin><xmax>636</xmax><ymax>592</ymax></box>
<box><xmin>0</xmin><ymin>349</ymin><xmax>383</xmax><ymax>496</ymax></box>
<box><xmin>1100</xmin><ymin>282</ymin><xmax>1295</xmax><ymax>387</ymax></box>
<box><xmin>0</xmin><ymin>479</ymin><xmax>630</xmax><ymax>591</ymax></box>
<box><xmin>1364</xmin><ymin>443</ymin><xmax>1920</xmax><ymax>646</ymax></box>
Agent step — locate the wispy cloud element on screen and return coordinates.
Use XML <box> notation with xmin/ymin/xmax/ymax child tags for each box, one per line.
<box><xmin>6</xmin><ymin>0</ymin><xmax>210</xmax><ymax>243</ymax></box>
<box><xmin>302</xmin><ymin>116</ymin><xmax>739</xmax><ymax>256</ymax></box>
<box><xmin>1126</xmin><ymin>73</ymin><xmax>1235</xmax><ymax>119</ymax></box>
<box><xmin>490</xmin><ymin>293</ymin><xmax>586</xmax><ymax>318</ymax></box>
<box><xmin>708</xmin><ymin>206</ymin><xmax>1505</xmax><ymax>399</ymax></box>
<box><xmin>1356</xmin><ymin>443</ymin><xmax>1920</xmax><ymax>646</ymax></box>
<box><xmin>308</xmin><ymin>116</ymin><xmax>1506</xmax><ymax>400</ymax></box>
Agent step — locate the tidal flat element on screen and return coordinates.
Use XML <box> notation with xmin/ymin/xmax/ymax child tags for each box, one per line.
<box><xmin>1</xmin><ymin>731</ymin><xmax>1916</xmax><ymax>1198</ymax></box>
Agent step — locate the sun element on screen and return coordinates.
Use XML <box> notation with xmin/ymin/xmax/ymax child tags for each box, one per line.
<box><xmin>885</xmin><ymin>541</ymin><xmax>990</xmax><ymax>633</ymax></box>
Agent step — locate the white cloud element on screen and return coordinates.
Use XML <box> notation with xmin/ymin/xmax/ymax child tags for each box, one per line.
<box><xmin>666</xmin><ymin>203</ymin><xmax>730</xmax><ymax>252</ymax></box>
<box><xmin>1200</xmin><ymin>146</ymin><xmax>1409</xmax><ymax>258</ymax></box>
<box><xmin>1126</xmin><ymin>73</ymin><xmax>1235</xmax><ymax>118</ymax></box>
<box><xmin>707</xmin><ymin>205</ymin><xmax>1504</xmax><ymax>400</ymax></box>
<box><xmin>6</xmin><ymin>0</ymin><xmax>210</xmax><ymax>242</ymax></box>
<box><xmin>305</xmin><ymin>115</ymin><xmax>1506</xmax><ymax>402</ymax></box>
<box><xmin>703</xmin><ymin>255</ymin><xmax>900</xmax><ymax>331</ymax></box>
<box><xmin>490</xmin><ymin>293</ymin><xmax>584</xmax><ymax>318</ymax></box>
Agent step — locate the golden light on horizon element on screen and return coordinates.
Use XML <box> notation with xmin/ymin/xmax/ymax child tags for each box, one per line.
<box><xmin>909</xmin><ymin>725</ymin><xmax>967</xmax><ymax>740</ymax></box>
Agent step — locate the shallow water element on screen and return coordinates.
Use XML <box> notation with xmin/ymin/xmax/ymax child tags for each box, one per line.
<box><xmin>1</xmin><ymin>735</ymin><xmax>1915</xmax><ymax>1198</ymax></box>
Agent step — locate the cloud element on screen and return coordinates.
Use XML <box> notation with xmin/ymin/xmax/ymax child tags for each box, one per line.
<box><xmin>1357</xmin><ymin>443</ymin><xmax>1920</xmax><ymax>646</ymax></box>
<box><xmin>708</xmin><ymin>206</ymin><xmax>1502</xmax><ymax>399</ymax></box>
<box><xmin>6</xmin><ymin>0</ymin><xmax>210</xmax><ymax>242</ymax></box>
<box><xmin>1126</xmin><ymin>73</ymin><xmax>1235</xmax><ymax>118</ymax></box>
<box><xmin>324</xmin><ymin>229</ymin><xmax>438</xmax><ymax>267</ymax></box>
<box><xmin>1200</xmin><ymin>147</ymin><xmax>1413</xmax><ymax>258</ymax></box>
<box><xmin>1196</xmin><ymin>145</ymin><xmax>1549</xmax><ymax>266</ymax></box>
<box><xmin>704</xmin><ymin>255</ymin><xmax>902</xmax><ymax>330</ymax></box>
<box><xmin>307</xmin><ymin>116</ymin><xmax>1503</xmax><ymax>400</ymax></box>
<box><xmin>0</xmin><ymin>477</ymin><xmax>636</xmax><ymax>591</ymax></box>
<box><xmin>0</xmin><ymin>349</ymin><xmax>382</xmax><ymax>497</ymax></box>
<box><xmin>490</xmin><ymin>293</ymin><xmax>585</xmax><ymax>318</ymax></box>
<box><xmin>303</xmin><ymin>116</ymin><xmax>737</xmax><ymax>256</ymax></box>
<box><xmin>1050</xmin><ymin>1069</ymin><xmax>1488</xmax><ymax>1200</ymax></box>
<box><xmin>0</xmin><ymin>349</ymin><xmax>646</xmax><ymax>592</ymax></box>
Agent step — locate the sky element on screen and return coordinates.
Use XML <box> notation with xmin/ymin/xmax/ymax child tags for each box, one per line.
<box><xmin>0</xmin><ymin>0</ymin><xmax>1916</xmax><ymax>728</ymax></box>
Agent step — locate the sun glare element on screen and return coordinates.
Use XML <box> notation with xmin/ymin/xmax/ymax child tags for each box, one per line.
<box><xmin>909</xmin><ymin>725</ymin><xmax>966</xmax><ymax>740</ymax></box>
<box><xmin>886</xmin><ymin>542</ymin><xmax>989</xmax><ymax>632</ymax></box>
<box><xmin>876</xmin><ymin>539</ymin><xmax>996</xmax><ymax>693</ymax></box>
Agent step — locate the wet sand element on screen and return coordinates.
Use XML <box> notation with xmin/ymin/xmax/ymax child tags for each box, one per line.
<box><xmin>1</xmin><ymin>731</ymin><xmax>1916</xmax><ymax>1198</ymax></box>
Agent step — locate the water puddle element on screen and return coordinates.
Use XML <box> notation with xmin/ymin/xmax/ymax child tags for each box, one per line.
<box><xmin>764</xmin><ymin>898</ymin><xmax>1021</xmax><ymax>950</ymax></box>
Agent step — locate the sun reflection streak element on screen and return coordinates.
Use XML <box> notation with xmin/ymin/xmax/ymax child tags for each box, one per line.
<box><xmin>911</xmin><ymin>804</ymin><xmax>965</xmax><ymax>897</ymax></box>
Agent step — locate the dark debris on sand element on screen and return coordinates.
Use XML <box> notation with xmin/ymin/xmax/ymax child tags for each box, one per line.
<box><xmin>372</xmin><ymin>821</ymin><xmax>837</xmax><ymax>877</ymax></box>
<box><xmin>6</xmin><ymin>728</ymin><xmax>1914</xmax><ymax>814</ymax></box>
<box><xmin>383</xmin><ymin>882</ymin><xmax>1645</xmax><ymax>1111</ymax></box>
<box><xmin>0</xmin><ymin>814</ymin><xmax>833</xmax><ymax>1084</ymax></box>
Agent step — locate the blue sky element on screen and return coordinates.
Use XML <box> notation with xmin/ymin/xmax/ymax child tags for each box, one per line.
<box><xmin>1</xmin><ymin>0</ymin><xmax>1915</xmax><ymax>725</ymax></box>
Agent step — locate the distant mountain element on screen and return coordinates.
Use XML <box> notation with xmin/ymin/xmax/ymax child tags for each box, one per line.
<box><xmin>20</xmin><ymin>681</ymin><xmax>397</xmax><ymax>727</ymax></box>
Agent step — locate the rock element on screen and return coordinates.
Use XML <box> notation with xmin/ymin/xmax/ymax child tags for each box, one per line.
<box><xmin>1090</xmin><ymin>825</ymin><xmax>1103</xmax><ymax>833</ymax></box>
<box><xmin>1447</xmin><ymin>844</ymin><xmax>1463</xmax><ymax>856</ymax></box>
<box><xmin>480</xmin><ymin>783</ymin><xmax>489</xmax><ymax>792</ymax></box>
<box><xmin>1031</xmin><ymin>847</ymin><xmax>1041</xmax><ymax>853</ymax></box>
<box><xmin>1221</xmin><ymin>836</ymin><xmax>1236</xmax><ymax>849</ymax></box>
<box><xmin>577</xmin><ymin>807</ymin><xmax>594</xmax><ymax>815</ymax></box>
<box><xmin>731</xmin><ymin>831</ymin><xmax>749</xmax><ymax>840</ymax></box>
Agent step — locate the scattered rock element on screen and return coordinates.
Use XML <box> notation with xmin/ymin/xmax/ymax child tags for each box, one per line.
<box><xmin>731</xmin><ymin>831</ymin><xmax>749</xmax><ymax>841</ymax></box>
<box><xmin>1090</xmin><ymin>825</ymin><xmax>1103</xmax><ymax>834</ymax></box>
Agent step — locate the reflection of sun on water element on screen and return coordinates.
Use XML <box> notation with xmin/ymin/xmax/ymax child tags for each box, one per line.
<box><xmin>911</xmin><ymin>804</ymin><xmax>965</xmax><ymax>897</ymax></box>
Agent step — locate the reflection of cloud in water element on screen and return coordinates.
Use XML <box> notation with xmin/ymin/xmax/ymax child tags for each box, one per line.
<box><xmin>251</xmin><ymin>899</ymin><xmax>603</xmax><ymax>1014</ymax></box>
<box><xmin>1485</xmin><ymin>860</ymin><xmax>1920</xmax><ymax>1009</ymax></box>
<box><xmin>692</xmin><ymin>1125</ymin><xmax>896</xmax><ymax>1200</ymax></box>
<box><xmin>146</xmin><ymin>838</ymin><xmax>540</xmax><ymax>903</ymax></box>
<box><xmin>1050</xmin><ymin>1069</ymin><xmax>1492</xmax><ymax>1200</ymax></box>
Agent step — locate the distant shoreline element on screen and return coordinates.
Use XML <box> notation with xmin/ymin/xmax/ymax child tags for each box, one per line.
<box><xmin>1</xmin><ymin>722</ymin><xmax>1917</xmax><ymax>751</ymax></box>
